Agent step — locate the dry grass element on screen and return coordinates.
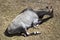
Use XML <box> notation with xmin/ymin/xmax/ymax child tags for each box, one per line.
<box><xmin>0</xmin><ymin>0</ymin><xmax>60</xmax><ymax>40</ymax></box>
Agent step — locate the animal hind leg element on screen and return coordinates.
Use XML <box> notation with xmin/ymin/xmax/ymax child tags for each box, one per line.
<box><xmin>23</xmin><ymin>29</ymin><xmax>41</xmax><ymax>36</ymax></box>
<box><xmin>22</xmin><ymin>28</ymin><xmax>30</xmax><ymax>37</ymax></box>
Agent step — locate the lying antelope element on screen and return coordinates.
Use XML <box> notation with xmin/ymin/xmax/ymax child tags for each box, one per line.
<box><xmin>5</xmin><ymin>6</ymin><xmax>53</xmax><ymax>37</ymax></box>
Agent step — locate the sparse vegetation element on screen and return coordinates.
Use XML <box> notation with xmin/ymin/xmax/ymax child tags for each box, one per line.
<box><xmin>0</xmin><ymin>0</ymin><xmax>60</xmax><ymax>40</ymax></box>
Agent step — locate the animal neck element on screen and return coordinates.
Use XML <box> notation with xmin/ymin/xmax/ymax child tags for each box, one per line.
<box><xmin>35</xmin><ymin>9</ymin><xmax>50</xmax><ymax>18</ymax></box>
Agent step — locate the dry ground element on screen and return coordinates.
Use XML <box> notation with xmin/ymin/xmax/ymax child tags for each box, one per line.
<box><xmin>0</xmin><ymin>0</ymin><xmax>60</xmax><ymax>40</ymax></box>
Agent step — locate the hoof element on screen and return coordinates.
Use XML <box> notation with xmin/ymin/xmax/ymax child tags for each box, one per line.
<box><xmin>33</xmin><ymin>31</ymin><xmax>41</xmax><ymax>35</ymax></box>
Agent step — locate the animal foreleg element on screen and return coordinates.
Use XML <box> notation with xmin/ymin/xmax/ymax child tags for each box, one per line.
<box><xmin>33</xmin><ymin>19</ymin><xmax>42</xmax><ymax>27</ymax></box>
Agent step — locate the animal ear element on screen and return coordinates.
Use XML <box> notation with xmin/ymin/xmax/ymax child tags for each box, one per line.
<box><xmin>46</xmin><ymin>6</ymin><xmax>49</xmax><ymax>9</ymax></box>
<box><xmin>46</xmin><ymin>6</ymin><xmax>52</xmax><ymax>9</ymax></box>
<box><xmin>49</xmin><ymin>6</ymin><xmax>52</xmax><ymax>9</ymax></box>
<box><xmin>49</xmin><ymin>6</ymin><xmax>53</xmax><ymax>9</ymax></box>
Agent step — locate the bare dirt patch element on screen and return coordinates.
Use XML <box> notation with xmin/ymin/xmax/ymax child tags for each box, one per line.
<box><xmin>0</xmin><ymin>0</ymin><xmax>60</xmax><ymax>40</ymax></box>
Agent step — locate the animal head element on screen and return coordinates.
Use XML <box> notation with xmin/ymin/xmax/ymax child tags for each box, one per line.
<box><xmin>35</xmin><ymin>6</ymin><xmax>53</xmax><ymax>18</ymax></box>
